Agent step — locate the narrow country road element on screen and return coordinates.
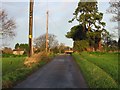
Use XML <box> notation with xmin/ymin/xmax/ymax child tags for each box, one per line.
<box><xmin>14</xmin><ymin>54</ymin><xmax>88</xmax><ymax>88</ymax></box>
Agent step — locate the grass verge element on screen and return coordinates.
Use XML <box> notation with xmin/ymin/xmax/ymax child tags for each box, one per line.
<box><xmin>72</xmin><ymin>52</ymin><xmax>118</xmax><ymax>88</ymax></box>
<box><xmin>80</xmin><ymin>51</ymin><xmax>118</xmax><ymax>85</ymax></box>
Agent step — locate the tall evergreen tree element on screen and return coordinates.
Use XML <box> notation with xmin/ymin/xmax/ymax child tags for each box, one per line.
<box><xmin>15</xmin><ymin>43</ymin><xmax>19</xmax><ymax>49</ymax></box>
<box><xmin>66</xmin><ymin>0</ymin><xmax>106</xmax><ymax>51</ymax></box>
<box><xmin>69</xmin><ymin>0</ymin><xmax>106</xmax><ymax>32</ymax></box>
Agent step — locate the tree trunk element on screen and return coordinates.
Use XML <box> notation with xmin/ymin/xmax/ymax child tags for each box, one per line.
<box><xmin>98</xmin><ymin>40</ymin><xmax>102</xmax><ymax>51</ymax></box>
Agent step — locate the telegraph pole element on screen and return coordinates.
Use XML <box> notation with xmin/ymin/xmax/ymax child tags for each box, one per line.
<box><xmin>46</xmin><ymin>10</ymin><xmax>49</xmax><ymax>52</ymax></box>
<box><xmin>29</xmin><ymin>0</ymin><xmax>34</xmax><ymax>57</ymax></box>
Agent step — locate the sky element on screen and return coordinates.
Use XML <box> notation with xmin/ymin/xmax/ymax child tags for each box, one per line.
<box><xmin>1</xmin><ymin>0</ymin><xmax>118</xmax><ymax>49</ymax></box>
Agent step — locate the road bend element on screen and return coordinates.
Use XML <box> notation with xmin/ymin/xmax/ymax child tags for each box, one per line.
<box><xmin>14</xmin><ymin>54</ymin><xmax>88</xmax><ymax>88</ymax></box>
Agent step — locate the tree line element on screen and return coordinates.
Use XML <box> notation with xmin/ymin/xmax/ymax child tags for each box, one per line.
<box><xmin>34</xmin><ymin>34</ymin><xmax>71</xmax><ymax>54</ymax></box>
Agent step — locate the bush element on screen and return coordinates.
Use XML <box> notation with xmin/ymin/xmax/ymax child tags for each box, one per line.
<box><xmin>73</xmin><ymin>40</ymin><xmax>89</xmax><ymax>52</ymax></box>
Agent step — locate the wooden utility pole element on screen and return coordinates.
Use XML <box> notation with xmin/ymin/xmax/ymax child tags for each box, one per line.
<box><xmin>29</xmin><ymin>0</ymin><xmax>34</xmax><ymax>57</ymax></box>
<box><xmin>46</xmin><ymin>10</ymin><xmax>49</xmax><ymax>52</ymax></box>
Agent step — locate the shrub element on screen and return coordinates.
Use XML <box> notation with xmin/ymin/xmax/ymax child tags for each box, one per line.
<box><xmin>73</xmin><ymin>40</ymin><xmax>89</xmax><ymax>52</ymax></box>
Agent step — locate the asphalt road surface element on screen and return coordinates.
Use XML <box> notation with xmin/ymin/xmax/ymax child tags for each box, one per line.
<box><xmin>14</xmin><ymin>54</ymin><xmax>88</xmax><ymax>88</ymax></box>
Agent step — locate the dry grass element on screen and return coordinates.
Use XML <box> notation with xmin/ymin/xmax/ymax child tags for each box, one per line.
<box><xmin>24</xmin><ymin>52</ymin><xmax>48</xmax><ymax>67</ymax></box>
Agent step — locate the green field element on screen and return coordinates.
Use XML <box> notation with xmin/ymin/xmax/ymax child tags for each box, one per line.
<box><xmin>1</xmin><ymin>57</ymin><xmax>30</xmax><ymax>88</ymax></box>
<box><xmin>72</xmin><ymin>52</ymin><xmax>119</xmax><ymax>88</ymax></box>
<box><xmin>2</xmin><ymin>57</ymin><xmax>26</xmax><ymax>76</ymax></box>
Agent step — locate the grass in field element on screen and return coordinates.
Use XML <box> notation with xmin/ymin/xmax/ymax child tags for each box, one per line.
<box><xmin>80</xmin><ymin>52</ymin><xmax>118</xmax><ymax>85</ymax></box>
<box><xmin>72</xmin><ymin>52</ymin><xmax>118</xmax><ymax>88</ymax></box>
<box><xmin>2</xmin><ymin>57</ymin><xmax>26</xmax><ymax>76</ymax></box>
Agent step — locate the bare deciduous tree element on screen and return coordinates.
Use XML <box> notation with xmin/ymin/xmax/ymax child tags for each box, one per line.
<box><xmin>106</xmin><ymin>0</ymin><xmax>120</xmax><ymax>22</ymax></box>
<box><xmin>34</xmin><ymin>34</ymin><xmax>59</xmax><ymax>51</ymax></box>
<box><xmin>58</xmin><ymin>43</ymin><xmax>66</xmax><ymax>53</ymax></box>
<box><xmin>106</xmin><ymin>0</ymin><xmax>120</xmax><ymax>48</ymax></box>
<box><xmin>0</xmin><ymin>9</ymin><xmax>16</xmax><ymax>39</ymax></box>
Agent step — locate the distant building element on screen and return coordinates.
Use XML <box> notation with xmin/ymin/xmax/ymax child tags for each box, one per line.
<box><xmin>13</xmin><ymin>49</ymin><xmax>24</xmax><ymax>55</ymax></box>
<box><xmin>2</xmin><ymin>47</ymin><xmax>13</xmax><ymax>54</ymax></box>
